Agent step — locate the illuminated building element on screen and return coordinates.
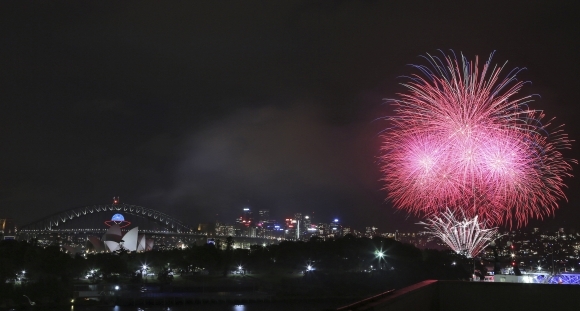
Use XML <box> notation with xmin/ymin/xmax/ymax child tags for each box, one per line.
<box><xmin>258</xmin><ymin>209</ymin><xmax>270</xmax><ymax>222</ymax></box>
<box><xmin>329</xmin><ymin>219</ymin><xmax>342</xmax><ymax>237</ymax></box>
<box><xmin>85</xmin><ymin>214</ymin><xmax>153</xmax><ymax>253</ymax></box>
<box><xmin>237</xmin><ymin>208</ymin><xmax>253</xmax><ymax>227</ymax></box>
<box><xmin>294</xmin><ymin>213</ymin><xmax>303</xmax><ymax>239</ymax></box>
<box><xmin>197</xmin><ymin>223</ymin><xmax>210</xmax><ymax>234</ymax></box>
<box><xmin>318</xmin><ymin>223</ymin><xmax>328</xmax><ymax>236</ymax></box>
<box><xmin>366</xmin><ymin>226</ymin><xmax>378</xmax><ymax>238</ymax></box>
<box><xmin>285</xmin><ymin>218</ymin><xmax>295</xmax><ymax>230</ymax></box>
<box><xmin>1</xmin><ymin>218</ymin><xmax>16</xmax><ymax>239</ymax></box>
<box><xmin>215</xmin><ymin>222</ymin><xmax>235</xmax><ymax>236</ymax></box>
<box><xmin>303</xmin><ymin>215</ymin><xmax>312</xmax><ymax>230</ymax></box>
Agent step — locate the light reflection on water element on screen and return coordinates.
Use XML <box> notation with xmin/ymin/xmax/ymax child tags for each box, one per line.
<box><xmin>71</xmin><ymin>301</ymin><xmax>346</xmax><ymax>311</ymax></box>
<box><xmin>74</xmin><ymin>306</ymin><xmax>254</xmax><ymax>311</ymax></box>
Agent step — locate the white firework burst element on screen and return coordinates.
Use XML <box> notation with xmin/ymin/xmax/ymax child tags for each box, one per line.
<box><xmin>419</xmin><ymin>208</ymin><xmax>501</xmax><ymax>258</ymax></box>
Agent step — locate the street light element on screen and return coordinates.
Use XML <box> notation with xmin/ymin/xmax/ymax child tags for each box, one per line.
<box><xmin>375</xmin><ymin>250</ymin><xmax>385</xmax><ymax>270</ymax></box>
<box><xmin>142</xmin><ymin>265</ymin><xmax>149</xmax><ymax>282</ymax></box>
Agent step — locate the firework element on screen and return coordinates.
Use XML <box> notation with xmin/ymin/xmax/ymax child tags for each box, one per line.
<box><xmin>419</xmin><ymin>209</ymin><xmax>500</xmax><ymax>258</ymax></box>
<box><xmin>381</xmin><ymin>51</ymin><xmax>574</xmax><ymax>227</ymax></box>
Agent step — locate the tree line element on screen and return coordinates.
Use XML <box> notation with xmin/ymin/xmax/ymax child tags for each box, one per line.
<box><xmin>0</xmin><ymin>235</ymin><xmax>472</xmax><ymax>304</ymax></box>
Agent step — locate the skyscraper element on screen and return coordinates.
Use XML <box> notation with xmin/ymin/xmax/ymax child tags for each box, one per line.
<box><xmin>258</xmin><ymin>209</ymin><xmax>270</xmax><ymax>222</ymax></box>
<box><xmin>303</xmin><ymin>215</ymin><xmax>312</xmax><ymax>230</ymax></box>
<box><xmin>294</xmin><ymin>213</ymin><xmax>303</xmax><ymax>240</ymax></box>
<box><xmin>329</xmin><ymin>219</ymin><xmax>342</xmax><ymax>237</ymax></box>
<box><xmin>237</xmin><ymin>208</ymin><xmax>253</xmax><ymax>227</ymax></box>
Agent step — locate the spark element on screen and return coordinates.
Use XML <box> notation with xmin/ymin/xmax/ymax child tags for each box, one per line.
<box><xmin>419</xmin><ymin>209</ymin><xmax>501</xmax><ymax>258</ymax></box>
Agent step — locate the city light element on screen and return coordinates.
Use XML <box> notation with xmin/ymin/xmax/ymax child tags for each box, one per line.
<box><xmin>374</xmin><ymin>250</ymin><xmax>386</xmax><ymax>270</ymax></box>
<box><xmin>14</xmin><ymin>200</ymin><xmax>580</xmax><ymax>281</ymax></box>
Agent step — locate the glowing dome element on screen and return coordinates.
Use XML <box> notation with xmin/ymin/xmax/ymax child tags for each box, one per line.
<box><xmin>105</xmin><ymin>213</ymin><xmax>131</xmax><ymax>228</ymax></box>
<box><xmin>111</xmin><ymin>214</ymin><xmax>125</xmax><ymax>221</ymax></box>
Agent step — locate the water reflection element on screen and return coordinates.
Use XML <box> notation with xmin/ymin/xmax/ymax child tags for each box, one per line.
<box><xmin>72</xmin><ymin>300</ymin><xmax>345</xmax><ymax>311</ymax></box>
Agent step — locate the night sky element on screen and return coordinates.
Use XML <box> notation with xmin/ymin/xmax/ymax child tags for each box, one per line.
<box><xmin>1</xmin><ymin>1</ymin><xmax>579</xmax><ymax>232</ymax></box>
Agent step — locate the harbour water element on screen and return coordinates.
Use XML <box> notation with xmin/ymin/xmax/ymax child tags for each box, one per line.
<box><xmin>69</xmin><ymin>300</ymin><xmax>349</xmax><ymax>311</ymax></box>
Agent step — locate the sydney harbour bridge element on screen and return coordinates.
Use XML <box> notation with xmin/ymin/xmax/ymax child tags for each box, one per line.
<box><xmin>17</xmin><ymin>203</ymin><xmax>273</xmax><ymax>248</ymax></box>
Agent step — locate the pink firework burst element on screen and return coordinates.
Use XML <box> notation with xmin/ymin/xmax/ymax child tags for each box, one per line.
<box><xmin>381</xmin><ymin>52</ymin><xmax>575</xmax><ymax>227</ymax></box>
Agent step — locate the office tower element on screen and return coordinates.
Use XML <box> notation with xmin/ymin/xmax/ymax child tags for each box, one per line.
<box><xmin>259</xmin><ymin>209</ymin><xmax>270</xmax><ymax>222</ymax></box>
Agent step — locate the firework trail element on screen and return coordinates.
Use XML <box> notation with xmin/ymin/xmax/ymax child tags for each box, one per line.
<box><xmin>381</xmin><ymin>51</ymin><xmax>574</xmax><ymax>227</ymax></box>
<box><xmin>418</xmin><ymin>208</ymin><xmax>501</xmax><ymax>258</ymax></box>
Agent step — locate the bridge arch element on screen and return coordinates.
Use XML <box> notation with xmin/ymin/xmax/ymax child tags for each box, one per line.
<box><xmin>19</xmin><ymin>204</ymin><xmax>192</xmax><ymax>233</ymax></box>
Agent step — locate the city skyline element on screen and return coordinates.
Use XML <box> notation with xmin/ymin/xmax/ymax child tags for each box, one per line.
<box><xmin>8</xmin><ymin>202</ymin><xmax>580</xmax><ymax>241</ymax></box>
<box><xmin>1</xmin><ymin>2</ymin><xmax>579</xmax><ymax>232</ymax></box>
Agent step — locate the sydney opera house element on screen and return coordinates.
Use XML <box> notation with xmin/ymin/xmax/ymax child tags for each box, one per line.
<box><xmin>63</xmin><ymin>213</ymin><xmax>154</xmax><ymax>254</ymax></box>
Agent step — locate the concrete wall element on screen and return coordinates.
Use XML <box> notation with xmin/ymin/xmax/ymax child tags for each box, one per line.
<box><xmin>343</xmin><ymin>280</ymin><xmax>438</xmax><ymax>311</ymax></box>
<box><xmin>339</xmin><ymin>280</ymin><xmax>580</xmax><ymax>311</ymax></box>
<box><xmin>438</xmin><ymin>280</ymin><xmax>580</xmax><ymax>311</ymax></box>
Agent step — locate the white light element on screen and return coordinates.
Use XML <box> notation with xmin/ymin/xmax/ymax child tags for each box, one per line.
<box><xmin>334</xmin><ymin>219</ymin><xmax>338</xmax><ymax>222</ymax></box>
<box><xmin>115</xmin><ymin>285</ymin><xmax>120</xmax><ymax>290</ymax></box>
<box><xmin>418</xmin><ymin>209</ymin><xmax>501</xmax><ymax>258</ymax></box>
